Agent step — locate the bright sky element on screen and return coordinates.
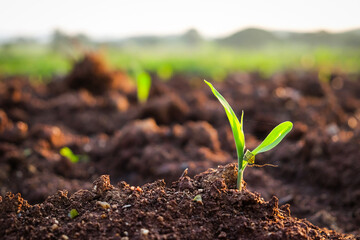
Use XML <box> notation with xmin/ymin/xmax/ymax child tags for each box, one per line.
<box><xmin>1</xmin><ymin>0</ymin><xmax>359</xmax><ymax>39</ymax></box>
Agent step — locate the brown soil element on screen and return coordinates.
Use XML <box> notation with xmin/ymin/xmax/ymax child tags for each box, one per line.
<box><xmin>0</xmin><ymin>53</ymin><xmax>359</xmax><ymax>238</ymax></box>
<box><xmin>0</xmin><ymin>165</ymin><xmax>355</xmax><ymax>239</ymax></box>
<box><xmin>65</xmin><ymin>52</ymin><xmax>134</xmax><ymax>95</ymax></box>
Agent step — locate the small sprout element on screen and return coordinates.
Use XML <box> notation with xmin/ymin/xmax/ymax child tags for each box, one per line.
<box><xmin>60</xmin><ymin>147</ymin><xmax>79</xmax><ymax>163</ymax></box>
<box><xmin>136</xmin><ymin>71</ymin><xmax>152</xmax><ymax>103</ymax></box>
<box><xmin>60</xmin><ymin>147</ymin><xmax>89</xmax><ymax>163</ymax></box>
<box><xmin>129</xmin><ymin>62</ymin><xmax>152</xmax><ymax>103</ymax></box>
<box><xmin>68</xmin><ymin>209</ymin><xmax>79</xmax><ymax>219</ymax></box>
<box><xmin>205</xmin><ymin>80</ymin><xmax>293</xmax><ymax>191</ymax></box>
<box><xmin>193</xmin><ymin>194</ymin><xmax>203</xmax><ymax>204</ymax></box>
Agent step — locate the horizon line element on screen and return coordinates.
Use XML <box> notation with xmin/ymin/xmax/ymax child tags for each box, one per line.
<box><xmin>1</xmin><ymin>25</ymin><xmax>360</xmax><ymax>42</ymax></box>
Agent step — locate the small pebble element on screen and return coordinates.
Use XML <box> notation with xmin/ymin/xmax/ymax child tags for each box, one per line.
<box><xmin>28</xmin><ymin>164</ymin><xmax>36</xmax><ymax>174</ymax></box>
<box><xmin>141</xmin><ymin>228</ymin><xmax>149</xmax><ymax>236</ymax></box>
<box><xmin>96</xmin><ymin>201</ymin><xmax>110</xmax><ymax>209</ymax></box>
<box><xmin>51</xmin><ymin>224</ymin><xmax>59</xmax><ymax>231</ymax></box>
<box><xmin>61</xmin><ymin>235</ymin><xmax>69</xmax><ymax>240</ymax></box>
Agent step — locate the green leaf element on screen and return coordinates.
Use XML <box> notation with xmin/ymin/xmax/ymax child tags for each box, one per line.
<box><xmin>60</xmin><ymin>147</ymin><xmax>79</xmax><ymax>163</ymax></box>
<box><xmin>137</xmin><ymin>71</ymin><xmax>152</xmax><ymax>103</ymax></box>
<box><xmin>68</xmin><ymin>209</ymin><xmax>79</xmax><ymax>219</ymax></box>
<box><xmin>193</xmin><ymin>194</ymin><xmax>203</xmax><ymax>204</ymax></box>
<box><xmin>252</xmin><ymin>121</ymin><xmax>293</xmax><ymax>155</ymax></box>
<box><xmin>204</xmin><ymin>80</ymin><xmax>245</xmax><ymax>160</ymax></box>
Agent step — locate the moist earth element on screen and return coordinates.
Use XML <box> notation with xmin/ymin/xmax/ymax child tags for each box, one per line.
<box><xmin>0</xmin><ymin>54</ymin><xmax>359</xmax><ymax>238</ymax></box>
<box><xmin>0</xmin><ymin>165</ymin><xmax>355</xmax><ymax>239</ymax></box>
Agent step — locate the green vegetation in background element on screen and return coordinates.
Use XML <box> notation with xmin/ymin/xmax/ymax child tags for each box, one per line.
<box><xmin>0</xmin><ymin>44</ymin><xmax>70</xmax><ymax>79</ymax></box>
<box><xmin>0</xmin><ymin>43</ymin><xmax>359</xmax><ymax>81</ymax></box>
<box><xmin>107</xmin><ymin>44</ymin><xmax>360</xmax><ymax>80</ymax></box>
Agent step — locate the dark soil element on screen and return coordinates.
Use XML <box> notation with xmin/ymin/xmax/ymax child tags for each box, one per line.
<box><xmin>0</xmin><ymin>165</ymin><xmax>355</xmax><ymax>239</ymax></box>
<box><xmin>0</xmin><ymin>53</ymin><xmax>359</xmax><ymax>238</ymax></box>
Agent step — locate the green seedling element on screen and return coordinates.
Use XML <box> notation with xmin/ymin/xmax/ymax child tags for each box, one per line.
<box><xmin>193</xmin><ymin>194</ymin><xmax>203</xmax><ymax>204</ymax></box>
<box><xmin>60</xmin><ymin>147</ymin><xmax>89</xmax><ymax>164</ymax></box>
<box><xmin>204</xmin><ymin>80</ymin><xmax>293</xmax><ymax>191</ymax></box>
<box><xmin>136</xmin><ymin>71</ymin><xmax>152</xmax><ymax>103</ymax></box>
<box><xmin>60</xmin><ymin>147</ymin><xmax>79</xmax><ymax>163</ymax></box>
<box><xmin>129</xmin><ymin>62</ymin><xmax>152</xmax><ymax>103</ymax></box>
<box><xmin>68</xmin><ymin>209</ymin><xmax>79</xmax><ymax>219</ymax></box>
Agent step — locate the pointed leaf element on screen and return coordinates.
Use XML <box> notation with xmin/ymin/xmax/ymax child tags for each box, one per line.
<box><xmin>204</xmin><ymin>80</ymin><xmax>245</xmax><ymax>160</ymax></box>
<box><xmin>252</xmin><ymin>121</ymin><xmax>293</xmax><ymax>155</ymax></box>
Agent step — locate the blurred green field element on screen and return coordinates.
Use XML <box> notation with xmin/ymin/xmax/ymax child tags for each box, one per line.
<box><xmin>0</xmin><ymin>43</ymin><xmax>359</xmax><ymax>81</ymax></box>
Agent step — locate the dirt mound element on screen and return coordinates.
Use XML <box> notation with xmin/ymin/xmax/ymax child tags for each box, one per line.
<box><xmin>65</xmin><ymin>53</ymin><xmax>134</xmax><ymax>94</ymax></box>
<box><xmin>0</xmin><ymin>165</ymin><xmax>353</xmax><ymax>240</ymax></box>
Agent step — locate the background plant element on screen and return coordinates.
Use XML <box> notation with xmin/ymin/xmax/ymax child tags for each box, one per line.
<box><xmin>129</xmin><ymin>63</ymin><xmax>152</xmax><ymax>103</ymax></box>
<box><xmin>136</xmin><ymin>71</ymin><xmax>152</xmax><ymax>103</ymax></box>
<box><xmin>60</xmin><ymin>147</ymin><xmax>89</xmax><ymax>164</ymax></box>
<box><xmin>205</xmin><ymin>80</ymin><xmax>293</xmax><ymax>190</ymax></box>
<box><xmin>1</xmin><ymin>42</ymin><xmax>359</xmax><ymax>80</ymax></box>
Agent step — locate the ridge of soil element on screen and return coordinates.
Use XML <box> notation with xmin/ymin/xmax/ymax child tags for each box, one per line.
<box><xmin>0</xmin><ymin>164</ymin><xmax>355</xmax><ymax>240</ymax></box>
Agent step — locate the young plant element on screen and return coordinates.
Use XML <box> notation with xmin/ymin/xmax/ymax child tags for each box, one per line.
<box><xmin>204</xmin><ymin>80</ymin><xmax>293</xmax><ymax>190</ymax></box>
<box><xmin>60</xmin><ymin>147</ymin><xmax>79</xmax><ymax>163</ymax></box>
<box><xmin>68</xmin><ymin>209</ymin><xmax>79</xmax><ymax>219</ymax></box>
<box><xmin>60</xmin><ymin>147</ymin><xmax>89</xmax><ymax>164</ymax></box>
<box><xmin>129</xmin><ymin>62</ymin><xmax>152</xmax><ymax>103</ymax></box>
<box><xmin>136</xmin><ymin>71</ymin><xmax>152</xmax><ymax>103</ymax></box>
